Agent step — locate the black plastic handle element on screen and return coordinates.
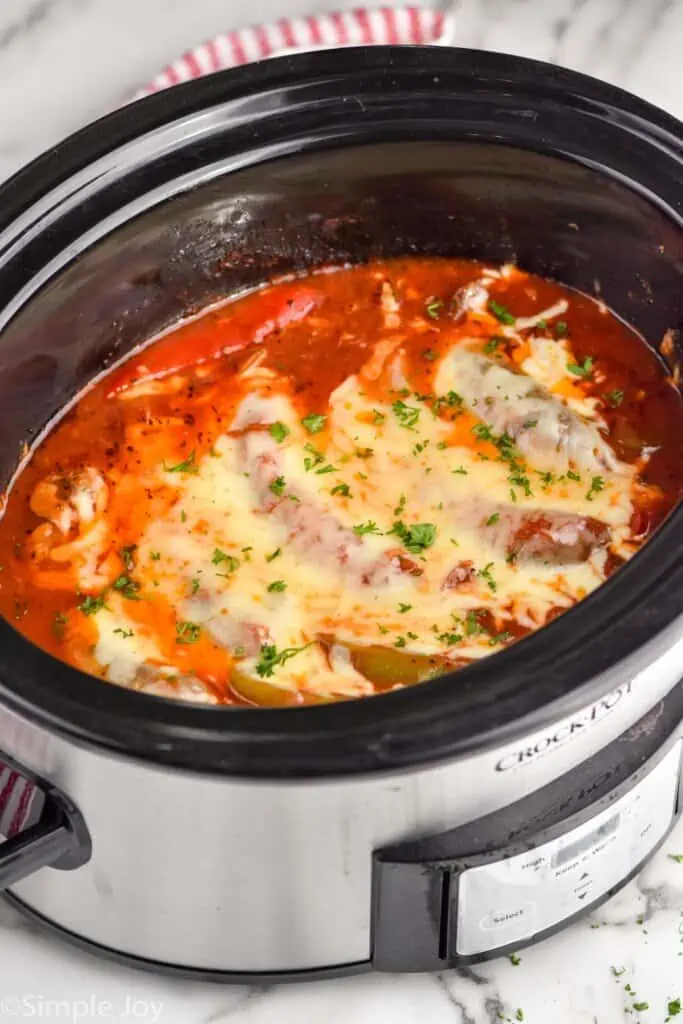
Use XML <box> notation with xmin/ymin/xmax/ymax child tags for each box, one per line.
<box><xmin>0</xmin><ymin>758</ymin><xmax>91</xmax><ymax>889</ymax></box>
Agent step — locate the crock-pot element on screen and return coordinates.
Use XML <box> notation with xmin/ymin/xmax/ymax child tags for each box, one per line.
<box><xmin>0</xmin><ymin>47</ymin><xmax>681</xmax><ymax>982</ymax></box>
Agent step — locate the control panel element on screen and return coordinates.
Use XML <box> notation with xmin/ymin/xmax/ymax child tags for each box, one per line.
<box><xmin>372</xmin><ymin>717</ymin><xmax>682</xmax><ymax>973</ymax></box>
<box><xmin>455</xmin><ymin>739</ymin><xmax>681</xmax><ymax>955</ymax></box>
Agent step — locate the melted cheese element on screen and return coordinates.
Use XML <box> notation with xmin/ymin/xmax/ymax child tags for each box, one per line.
<box><xmin>92</xmin><ymin>336</ymin><xmax>633</xmax><ymax>701</ymax></box>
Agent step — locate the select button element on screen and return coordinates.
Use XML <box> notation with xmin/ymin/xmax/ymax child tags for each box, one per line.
<box><xmin>479</xmin><ymin>903</ymin><xmax>537</xmax><ymax>932</ymax></box>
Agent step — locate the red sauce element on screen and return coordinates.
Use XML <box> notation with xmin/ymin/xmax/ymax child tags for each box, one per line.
<box><xmin>0</xmin><ymin>258</ymin><xmax>680</xmax><ymax>705</ymax></box>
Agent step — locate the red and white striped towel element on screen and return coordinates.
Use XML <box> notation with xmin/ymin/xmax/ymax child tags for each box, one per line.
<box><xmin>0</xmin><ymin>763</ymin><xmax>41</xmax><ymax>840</ymax></box>
<box><xmin>135</xmin><ymin>6</ymin><xmax>456</xmax><ymax>99</ymax></box>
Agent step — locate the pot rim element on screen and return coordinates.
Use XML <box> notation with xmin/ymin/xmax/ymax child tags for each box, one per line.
<box><xmin>0</xmin><ymin>46</ymin><xmax>680</xmax><ymax>779</ymax></box>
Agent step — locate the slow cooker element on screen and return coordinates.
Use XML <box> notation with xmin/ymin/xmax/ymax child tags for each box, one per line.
<box><xmin>0</xmin><ymin>47</ymin><xmax>681</xmax><ymax>981</ymax></box>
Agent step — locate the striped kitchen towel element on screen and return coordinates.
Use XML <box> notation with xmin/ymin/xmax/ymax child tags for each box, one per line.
<box><xmin>135</xmin><ymin>6</ymin><xmax>456</xmax><ymax>98</ymax></box>
<box><xmin>0</xmin><ymin>761</ymin><xmax>41</xmax><ymax>840</ymax></box>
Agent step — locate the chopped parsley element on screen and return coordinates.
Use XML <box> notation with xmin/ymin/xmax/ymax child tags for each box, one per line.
<box><xmin>522</xmin><ymin>418</ymin><xmax>538</xmax><ymax>429</ymax></box>
<box><xmin>255</xmin><ymin>642</ymin><xmax>311</xmax><ymax>677</ymax></box>
<box><xmin>394</xmin><ymin>494</ymin><xmax>407</xmax><ymax>517</ymax></box>
<box><xmin>265</xmin><ymin>547</ymin><xmax>282</xmax><ymax>562</ymax></box>
<box><xmin>488</xmin><ymin>299</ymin><xmax>516</xmax><ymax>325</ymax></box>
<box><xmin>515</xmin><ymin>1011</ymin><xmax>524</xmax><ymax>1022</ymax></box>
<box><xmin>486</xmin><ymin>512</ymin><xmax>500</xmax><ymax>526</ymax></box>
<box><xmin>555</xmin><ymin>320</ymin><xmax>569</xmax><ymax>338</ymax></box>
<box><xmin>472</xmin><ymin>423</ymin><xmax>494</xmax><ymax>442</ymax></box>
<box><xmin>175</xmin><ymin>621</ymin><xmax>201</xmax><ymax>644</ymax></box>
<box><xmin>394</xmin><ymin>636</ymin><xmax>407</xmax><ymax>648</ymax></box>
<box><xmin>667</xmin><ymin>998</ymin><xmax>681</xmax><ymax>1018</ymax></box>
<box><xmin>478</xmin><ymin>562</ymin><xmax>497</xmax><ymax>592</ymax></box>
<box><xmin>119</xmin><ymin>545</ymin><xmax>136</xmax><ymax>571</ymax></box>
<box><xmin>669</xmin><ymin>854</ymin><xmax>683</xmax><ymax>864</ymax></box>
<box><xmin>586</xmin><ymin>475</ymin><xmax>605</xmax><ymax>501</ymax></box>
<box><xmin>633</xmin><ymin>1003</ymin><xmax>649</xmax><ymax>1013</ymax></box>
<box><xmin>452</xmin><ymin>466</ymin><xmax>468</xmax><ymax>476</ymax></box>
<box><xmin>269</xmin><ymin>421</ymin><xmax>290</xmax><ymax>443</ymax></box>
<box><xmin>180</xmin><ymin>509</ymin><xmax>187</xmax><ymax>523</ymax></box>
<box><xmin>164</xmin><ymin>450</ymin><xmax>199</xmax><ymax>474</ymax></box>
<box><xmin>150</xmin><ymin>550</ymin><xmax>161</xmax><ymax>561</ymax></box>
<box><xmin>114</xmin><ymin>627</ymin><xmax>134</xmax><ymax>639</ymax></box>
<box><xmin>267</xmin><ymin>580</ymin><xmax>287</xmax><ymax>593</ymax></box>
<box><xmin>353</xmin><ymin>521</ymin><xmax>381</xmax><ymax>537</ymax></box>
<box><xmin>190</xmin><ymin>577</ymin><xmax>201</xmax><ymax>595</ymax></box>
<box><xmin>212</xmin><ymin>548</ymin><xmax>240</xmax><ymax>572</ymax></box>
<box><xmin>302</xmin><ymin>442</ymin><xmax>337</xmax><ymax>475</ymax></box>
<box><xmin>269</xmin><ymin>475</ymin><xmax>286</xmax><ymax>497</ymax></box>
<box><xmin>392</xmin><ymin>399</ymin><xmax>420</xmax><ymax>430</ymax></box>
<box><xmin>425</xmin><ymin>296</ymin><xmax>444</xmax><ymax>319</ymax></box>
<box><xmin>422</xmin><ymin>348</ymin><xmax>438</xmax><ymax>361</ymax></box>
<box><xmin>508</xmin><ymin>953</ymin><xmax>521</xmax><ymax>966</ymax></box>
<box><xmin>566</xmin><ymin>469</ymin><xmax>581</xmax><ymax>482</ymax></box>
<box><xmin>331</xmin><ymin>483</ymin><xmax>352</xmax><ymax>498</ymax></box>
<box><xmin>112</xmin><ymin>575</ymin><xmax>141</xmax><ymax>600</ymax></box>
<box><xmin>437</xmin><ymin>630</ymin><xmax>463</xmax><ymax>646</ymax></box>
<box><xmin>567</xmin><ymin>355</ymin><xmax>594</xmax><ymax>378</ymax></box>
<box><xmin>488</xmin><ymin>631</ymin><xmax>512</xmax><ymax>646</ymax></box>
<box><xmin>389</xmin><ymin>520</ymin><xmax>437</xmax><ymax>554</ymax></box>
<box><xmin>465</xmin><ymin>610</ymin><xmax>483</xmax><ymax>636</ymax></box>
<box><xmin>606</xmin><ymin>389</ymin><xmax>624</xmax><ymax>407</ymax></box>
<box><xmin>372</xmin><ymin>409</ymin><xmax>386</xmax><ymax>425</ymax></box>
<box><xmin>509</xmin><ymin>471</ymin><xmax>532</xmax><ymax>497</ymax></box>
<box><xmin>612</xmin><ymin>966</ymin><xmax>627</xmax><ymax>977</ymax></box>
<box><xmin>301</xmin><ymin>413</ymin><xmax>327</xmax><ymax>434</ymax></box>
<box><xmin>495</xmin><ymin>431</ymin><xmax>518</xmax><ymax>459</ymax></box>
<box><xmin>432</xmin><ymin>390</ymin><xmax>463</xmax><ymax>416</ymax></box>
<box><xmin>303</xmin><ymin>442</ymin><xmax>325</xmax><ymax>472</ymax></box>
<box><xmin>484</xmin><ymin>335</ymin><xmax>504</xmax><ymax>355</ymax></box>
<box><xmin>469</xmin><ymin>428</ymin><xmax>534</xmax><ymax>499</ymax></box>
<box><xmin>398</xmin><ymin>602</ymin><xmax>412</xmax><ymax>613</ymax></box>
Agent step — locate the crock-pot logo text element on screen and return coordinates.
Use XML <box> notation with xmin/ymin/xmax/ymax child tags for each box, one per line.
<box><xmin>495</xmin><ymin>680</ymin><xmax>634</xmax><ymax>772</ymax></box>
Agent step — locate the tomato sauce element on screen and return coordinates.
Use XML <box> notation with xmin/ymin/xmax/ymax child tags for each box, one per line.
<box><xmin>0</xmin><ymin>258</ymin><xmax>680</xmax><ymax>706</ymax></box>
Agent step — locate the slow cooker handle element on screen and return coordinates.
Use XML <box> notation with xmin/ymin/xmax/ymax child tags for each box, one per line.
<box><xmin>0</xmin><ymin>760</ymin><xmax>91</xmax><ymax>889</ymax></box>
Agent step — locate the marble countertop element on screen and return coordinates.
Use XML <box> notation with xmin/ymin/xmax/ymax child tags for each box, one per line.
<box><xmin>0</xmin><ymin>0</ymin><xmax>682</xmax><ymax>1022</ymax></box>
<box><xmin>1</xmin><ymin>833</ymin><xmax>683</xmax><ymax>1024</ymax></box>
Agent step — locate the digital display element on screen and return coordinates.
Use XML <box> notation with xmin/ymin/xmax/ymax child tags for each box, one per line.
<box><xmin>552</xmin><ymin>812</ymin><xmax>620</xmax><ymax>868</ymax></box>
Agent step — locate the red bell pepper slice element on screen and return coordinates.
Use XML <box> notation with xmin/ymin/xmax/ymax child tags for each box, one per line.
<box><xmin>107</xmin><ymin>283</ymin><xmax>322</xmax><ymax>395</ymax></box>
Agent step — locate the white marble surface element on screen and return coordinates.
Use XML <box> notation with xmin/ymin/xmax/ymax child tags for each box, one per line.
<box><xmin>1</xmin><ymin>0</ymin><xmax>682</xmax><ymax>1021</ymax></box>
<box><xmin>0</xmin><ymin>833</ymin><xmax>682</xmax><ymax>1023</ymax></box>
